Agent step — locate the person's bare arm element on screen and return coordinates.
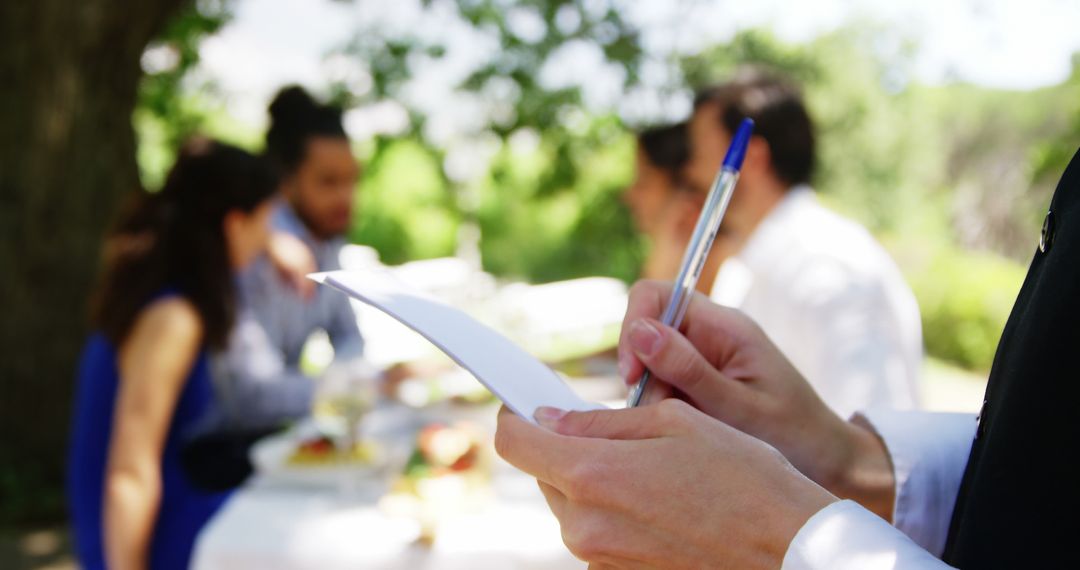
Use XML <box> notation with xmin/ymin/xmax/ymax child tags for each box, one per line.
<box><xmin>104</xmin><ymin>298</ymin><xmax>203</xmax><ymax>570</ymax></box>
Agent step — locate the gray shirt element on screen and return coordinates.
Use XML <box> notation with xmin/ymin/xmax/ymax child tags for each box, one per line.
<box><xmin>213</xmin><ymin>203</ymin><xmax>363</xmax><ymax>429</ymax></box>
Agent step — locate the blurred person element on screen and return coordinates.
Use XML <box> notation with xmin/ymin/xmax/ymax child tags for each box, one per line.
<box><xmin>685</xmin><ymin>69</ymin><xmax>922</xmax><ymax>416</ymax></box>
<box><xmin>67</xmin><ymin>140</ymin><xmax>279</xmax><ymax>570</ymax></box>
<box><xmin>624</xmin><ymin>122</ymin><xmax>736</xmax><ymax>295</ymax></box>
<box><xmin>211</xmin><ymin>85</ymin><xmax>365</xmax><ymax>433</ymax></box>
<box><xmin>498</xmin><ymin>138</ymin><xmax>1080</xmax><ymax>567</ymax></box>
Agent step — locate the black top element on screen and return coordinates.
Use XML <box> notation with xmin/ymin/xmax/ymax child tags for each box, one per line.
<box><xmin>943</xmin><ymin>148</ymin><xmax>1080</xmax><ymax>567</ymax></box>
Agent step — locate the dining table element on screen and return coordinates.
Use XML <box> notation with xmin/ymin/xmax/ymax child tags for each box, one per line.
<box><xmin>193</xmin><ymin>250</ymin><xmax>629</xmax><ymax>569</ymax></box>
<box><xmin>191</xmin><ymin>367</ymin><xmax>627</xmax><ymax>570</ymax></box>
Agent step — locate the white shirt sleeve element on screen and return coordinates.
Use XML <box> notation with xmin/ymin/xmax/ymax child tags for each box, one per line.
<box><xmin>857</xmin><ymin>409</ymin><xmax>977</xmax><ymax>556</ymax></box>
<box><xmin>782</xmin><ymin>410</ymin><xmax>977</xmax><ymax>569</ymax></box>
<box><xmin>782</xmin><ymin>501</ymin><xmax>955</xmax><ymax>569</ymax></box>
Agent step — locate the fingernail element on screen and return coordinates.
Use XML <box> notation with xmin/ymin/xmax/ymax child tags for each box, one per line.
<box><xmin>629</xmin><ymin>320</ymin><xmax>662</xmax><ymax>357</ymax></box>
<box><xmin>533</xmin><ymin>406</ymin><xmax>568</xmax><ymax>430</ymax></box>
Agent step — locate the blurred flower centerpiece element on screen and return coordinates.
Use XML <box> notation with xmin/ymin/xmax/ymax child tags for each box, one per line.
<box><xmin>380</xmin><ymin>422</ymin><xmax>493</xmax><ymax>546</ymax></box>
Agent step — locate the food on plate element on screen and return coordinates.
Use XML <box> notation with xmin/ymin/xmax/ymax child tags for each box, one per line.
<box><xmin>286</xmin><ymin>434</ymin><xmax>378</xmax><ymax>466</ymax></box>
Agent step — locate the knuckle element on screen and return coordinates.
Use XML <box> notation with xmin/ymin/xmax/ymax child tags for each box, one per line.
<box><xmin>656</xmin><ymin>398</ymin><xmax>692</xmax><ymax>427</ymax></box>
<box><xmin>563</xmin><ymin>460</ymin><xmax>605</xmax><ymax>502</ymax></box>
<box><xmin>562</xmin><ymin>516</ymin><xmax>609</xmax><ymax>563</ymax></box>
<box><xmin>669</xmin><ymin>347</ymin><xmax>700</xmax><ymax>379</ymax></box>
<box><xmin>659</xmin><ymin>347</ymin><xmax>707</xmax><ymax>391</ymax></box>
<box><xmin>571</xmin><ymin>410</ymin><xmax>616</xmax><ymax>438</ymax></box>
<box><xmin>570</xmin><ymin>410</ymin><xmax>602</xmax><ymax>435</ymax></box>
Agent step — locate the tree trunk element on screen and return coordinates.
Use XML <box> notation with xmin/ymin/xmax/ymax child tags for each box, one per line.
<box><xmin>0</xmin><ymin>0</ymin><xmax>189</xmax><ymax>523</ymax></box>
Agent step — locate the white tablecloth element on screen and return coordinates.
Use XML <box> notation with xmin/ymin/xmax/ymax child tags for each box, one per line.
<box><xmin>191</xmin><ymin>404</ymin><xmax>586</xmax><ymax>570</ymax></box>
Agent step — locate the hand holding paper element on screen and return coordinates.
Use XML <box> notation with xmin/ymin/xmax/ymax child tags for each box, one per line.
<box><xmin>310</xmin><ymin>269</ymin><xmax>604</xmax><ymax>422</ymax></box>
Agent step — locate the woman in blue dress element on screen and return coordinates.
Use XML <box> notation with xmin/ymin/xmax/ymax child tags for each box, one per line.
<box><xmin>68</xmin><ymin>139</ymin><xmax>279</xmax><ymax>570</ymax></box>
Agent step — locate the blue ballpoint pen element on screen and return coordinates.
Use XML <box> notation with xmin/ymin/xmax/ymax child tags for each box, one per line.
<box><xmin>626</xmin><ymin>117</ymin><xmax>755</xmax><ymax>408</ymax></box>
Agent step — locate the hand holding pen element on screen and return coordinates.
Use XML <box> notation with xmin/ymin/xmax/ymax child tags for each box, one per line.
<box><xmin>626</xmin><ymin>118</ymin><xmax>755</xmax><ymax>407</ymax></box>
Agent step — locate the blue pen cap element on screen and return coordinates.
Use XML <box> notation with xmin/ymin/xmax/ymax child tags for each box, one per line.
<box><xmin>721</xmin><ymin>118</ymin><xmax>755</xmax><ymax>170</ymax></box>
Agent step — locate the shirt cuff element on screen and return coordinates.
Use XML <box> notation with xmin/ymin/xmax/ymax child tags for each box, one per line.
<box><xmin>783</xmin><ymin>500</ymin><xmax>955</xmax><ymax>569</ymax></box>
<box><xmin>856</xmin><ymin>409</ymin><xmax>977</xmax><ymax>556</ymax></box>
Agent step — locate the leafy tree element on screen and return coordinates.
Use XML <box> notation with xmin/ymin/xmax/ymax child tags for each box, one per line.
<box><xmin>135</xmin><ymin>3</ymin><xmax>233</xmax><ymax>189</ymax></box>
<box><xmin>333</xmin><ymin>0</ymin><xmax>647</xmax><ymax>280</ymax></box>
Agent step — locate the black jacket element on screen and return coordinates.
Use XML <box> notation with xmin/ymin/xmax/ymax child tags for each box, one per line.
<box><xmin>943</xmin><ymin>148</ymin><xmax>1080</xmax><ymax>567</ymax></box>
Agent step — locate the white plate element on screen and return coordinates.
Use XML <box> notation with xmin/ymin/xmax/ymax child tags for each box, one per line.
<box><xmin>250</xmin><ymin>405</ymin><xmax>419</xmax><ymax>490</ymax></box>
<box><xmin>250</xmin><ymin>438</ymin><xmax>381</xmax><ymax>489</ymax></box>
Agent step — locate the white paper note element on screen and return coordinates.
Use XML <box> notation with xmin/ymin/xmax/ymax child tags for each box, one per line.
<box><xmin>310</xmin><ymin>270</ymin><xmax>604</xmax><ymax>423</ymax></box>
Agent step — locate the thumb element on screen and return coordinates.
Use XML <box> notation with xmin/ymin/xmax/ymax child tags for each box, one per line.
<box><xmin>534</xmin><ymin>405</ymin><xmax>662</xmax><ymax>440</ymax></box>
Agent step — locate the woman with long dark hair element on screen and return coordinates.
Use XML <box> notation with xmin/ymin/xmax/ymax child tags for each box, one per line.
<box><xmin>67</xmin><ymin>139</ymin><xmax>279</xmax><ymax>570</ymax></box>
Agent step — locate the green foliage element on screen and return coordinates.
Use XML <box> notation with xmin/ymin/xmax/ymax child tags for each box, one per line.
<box><xmin>333</xmin><ymin>0</ymin><xmax>647</xmax><ymax>280</ymax></box>
<box><xmin>906</xmin><ymin>247</ymin><xmax>1027</xmax><ymax>371</ymax></box>
<box><xmin>350</xmin><ymin>137</ymin><xmax>461</xmax><ymax>263</ymax></box>
<box><xmin>135</xmin><ymin>1</ymin><xmax>233</xmax><ymax>190</ymax></box>
<box><xmin>1030</xmin><ymin>56</ymin><xmax>1080</xmax><ymax>185</ymax></box>
<box><xmin>476</xmin><ymin>115</ymin><xmax>642</xmax><ymax>282</ymax></box>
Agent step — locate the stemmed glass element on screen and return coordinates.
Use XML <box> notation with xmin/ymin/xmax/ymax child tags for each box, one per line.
<box><xmin>318</xmin><ymin>359</ymin><xmax>379</xmax><ymax>496</ymax></box>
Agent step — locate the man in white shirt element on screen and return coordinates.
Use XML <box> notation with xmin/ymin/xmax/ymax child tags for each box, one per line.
<box><xmin>688</xmin><ymin>71</ymin><xmax>922</xmax><ymax>416</ymax></box>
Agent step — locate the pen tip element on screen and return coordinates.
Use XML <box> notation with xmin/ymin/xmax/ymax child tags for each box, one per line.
<box><xmin>722</xmin><ymin>118</ymin><xmax>755</xmax><ymax>171</ymax></box>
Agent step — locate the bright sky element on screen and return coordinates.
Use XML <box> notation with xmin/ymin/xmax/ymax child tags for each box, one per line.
<box><xmin>191</xmin><ymin>0</ymin><xmax>1080</xmax><ymax>138</ymax></box>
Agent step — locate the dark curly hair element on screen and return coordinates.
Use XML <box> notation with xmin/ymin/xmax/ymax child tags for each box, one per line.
<box><xmin>265</xmin><ymin>85</ymin><xmax>347</xmax><ymax>175</ymax></box>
